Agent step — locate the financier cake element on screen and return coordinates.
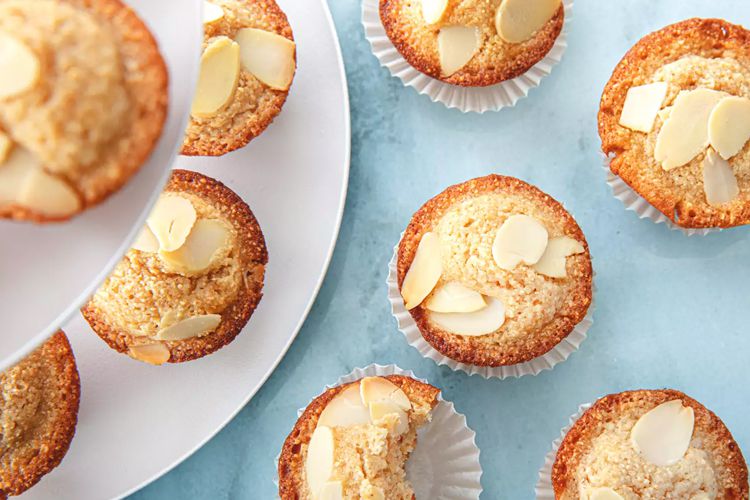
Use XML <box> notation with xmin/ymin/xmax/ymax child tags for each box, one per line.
<box><xmin>278</xmin><ymin>375</ymin><xmax>440</xmax><ymax>499</ymax></box>
<box><xmin>0</xmin><ymin>331</ymin><xmax>80</xmax><ymax>498</ymax></box>
<box><xmin>380</xmin><ymin>0</ymin><xmax>564</xmax><ymax>86</ymax></box>
<box><xmin>552</xmin><ymin>389</ymin><xmax>749</xmax><ymax>500</ymax></box>
<box><xmin>82</xmin><ymin>169</ymin><xmax>268</xmax><ymax>364</ymax></box>
<box><xmin>397</xmin><ymin>174</ymin><xmax>593</xmax><ymax>367</ymax></box>
<box><xmin>0</xmin><ymin>0</ymin><xmax>168</xmax><ymax>222</ymax></box>
<box><xmin>181</xmin><ymin>0</ymin><xmax>296</xmax><ymax>156</ymax></box>
<box><xmin>599</xmin><ymin>18</ymin><xmax>750</xmax><ymax>229</ymax></box>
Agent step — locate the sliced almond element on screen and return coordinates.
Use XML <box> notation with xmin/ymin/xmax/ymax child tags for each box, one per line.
<box><xmin>0</xmin><ymin>31</ymin><xmax>40</xmax><ymax>99</ymax></box>
<box><xmin>589</xmin><ymin>487</ymin><xmax>625</xmax><ymax>500</ymax></box>
<box><xmin>160</xmin><ymin>218</ymin><xmax>230</xmax><ymax>273</ymax></box>
<box><xmin>429</xmin><ymin>296</ymin><xmax>505</xmax><ymax>336</ymax></box>
<box><xmin>619</xmin><ymin>82</ymin><xmax>668</xmax><ymax>133</ymax></box>
<box><xmin>492</xmin><ymin>214</ymin><xmax>548</xmax><ymax>270</ymax></box>
<box><xmin>363</xmin><ymin>486</ymin><xmax>385</xmax><ymax>500</ymax></box>
<box><xmin>401</xmin><ymin>232</ymin><xmax>442</xmax><ymax>310</ymax></box>
<box><xmin>703</xmin><ymin>148</ymin><xmax>739</xmax><ymax>207</ymax></box>
<box><xmin>0</xmin><ymin>131</ymin><xmax>11</xmax><ymax>165</ymax></box>
<box><xmin>437</xmin><ymin>26</ymin><xmax>480</xmax><ymax>77</ymax></box>
<box><xmin>203</xmin><ymin>1</ymin><xmax>224</xmax><ymax>24</ymax></box>
<box><xmin>318</xmin><ymin>384</ymin><xmax>371</xmax><ymax>428</ymax></box>
<box><xmin>191</xmin><ymin>36</ymin><xmax>240</xmax><ymax>118</ymax></box>
<box><xmin>369</xmin><ymin>400</ymin><xmax>408</xmax><ymax>435</ymax></box>
<box><xmin>708</xmin><ymin>96</ymin><xmax>750</xmax><ymax>160</ymax></box>
<box><xmin>154</xmin><ymin>314</ymin><xmax>222</xmax><ymax>341</ymax></box>
<box><xmin>630</xmin><ymin>399</ymin><xmax>695</xmax><ymax>466</ymax></box>
<box><xmin>360</xmin><ymin>377</ymin><xmax>411</xmax><ymax>411</ymax></box>
<box><xmin>421</xmin><ymin>0</ymin><xmax>448</xmax><ymax>24</ymax></box>
<box><xmin>533</xmin><ymin>236</ymin><xmax>584</xmax><ymax>278</ymax></box>
<box><xmin>0</xmin><ymin>146</ymin><xmax>35</xmax><ymax>204</ymax></box>
<box><xmin>132</xmin><ymin>226</ymin><xmax>160</xmax><ymax>253</ymax></box>
<box><xmin>424</xmin><ymin>281</ymin><xmax>486</xmax><ymax>313</ymax></box>
<box><xmin>654</xmin><ymin>88</ymin><xmax>727</xmax><ymax>170</ymax></box>
<box><xmin>495</xmin><ymin>0</ymin><xmax>561</xmax><ymax>43</ymax></box>
<box><xmin>146</xmin><ymin>195</ymin><xmax>197</xmax><ymax>252</ymax></box>
<box><xmin>17</xmin><ymin>167</ymin><xmax>80</xmax><ymax>217</ymax></box>
<box><xmin>306</xmin><ymin>426</ymin><xmax>335</xmax><ymax>498</ymax></box>
<box><xmin>318</xmin><ymin>481</ymin><xmax>343</xmax><ymax>500</ymax></box>
<box><xmin>128</xmin><ymin>343</ymin><xmax>170</xmax><ymax>365</ymax></box>
<box><xmin>236</xmin><ymin>28</ymin><xmax>296</xmax><ymax>91</ymax></box>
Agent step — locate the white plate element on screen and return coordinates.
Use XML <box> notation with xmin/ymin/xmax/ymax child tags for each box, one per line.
<box><xmin>19</xmin><ymin>0</ymin><xmax>350</xmax><ymax>498</ymax></box>
<box><xmin>0</xmin><ymin>0</ymin><xmax>202</xmax><ymax>370</ymax></box>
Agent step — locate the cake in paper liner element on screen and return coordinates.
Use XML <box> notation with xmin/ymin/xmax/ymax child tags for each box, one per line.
<box><xmin>361</xmin><ymin>0</ymin><xmax>572</xmax><ymax>113</ymax></box>
<box><xmin>535</xmin><ymin>402</ymin><xmax>591</xmax><ymax>499</ymax></box>
<box><xmin>387</xmin><ymin>239</ymin><xmax>594</xmax><ymax>379</ymax></box>
<box><xmin>602</xmin><ymin>154</ymin><xmax>718</xmax><ymax>237</ymax></box>
<box><xmin>277</xmin><ymin>364</ymin><xmax>483</xmax><ymax>499</ymax></box>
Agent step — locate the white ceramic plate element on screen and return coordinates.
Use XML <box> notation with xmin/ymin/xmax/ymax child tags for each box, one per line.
<box><xmin>20</xmin><ymin>0</ymin><xmax>350</xmax><ymax>498</ymax></box>
<box><xmin>0</xmin><ymin>0</ymin><xmax>202</xmax><ymax>370</ymax></box>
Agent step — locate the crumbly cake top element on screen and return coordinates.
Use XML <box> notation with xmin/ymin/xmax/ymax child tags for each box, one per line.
<box><xmin>0</xmin><ymin>331</ymin><xmax>79</xmax><ymax>497</ymax></box>
<box><xmin>380</xmin><ymin>0</ymin><xmax>563</xmax><ymax>86</ymax></box>
<box><xmin>299</xmin><ymin>395</ymin><xmax>433</xmax><ymax>499</ymax></box>
<box><xmin>0</xmin><ymin>0</ymin><xmax>129</xmax><ymax>178</ymax></box>
<box><xmin>90</xmin><ymin>192</ymin><xmax>240</xmax><ymax>338</ymax></box>
<box><xmin>0</xmin><ymin>0</ymin><xmax>167</xmax><ymax>218</ymax></box>
<box><xmin>397</xmin><ymin>175</ymin><xmax>593</xmax><ymax>366</ymax></box>
<box><xmin>599</xmin><ymin>18</ymin><xmax>750</xmax><ymax>228</ymax></box>
<box><xmin>432</xmin><ymin>192</ymin><xmax>584</xmax><ymax>345</ymax></box>
<box><xmin>0</xmin><ymin>342</ymin><xmax>60</xmax><ymax>454</ymax></box>
<box><xmin>181</xmin><ymin>0</ymin><xmax>294</xmax><ymax>155</ymax></box>
<box><xmin>278</xmin><ymin>375</ymin><xmax>440</xmax><ymax>500</ymax></box>
<box><xmin>626</xmin><ymin>56</ymin><xmax>749</xmax><ymax>223</ymax></box>
<box><xmin>575</xmin><ymin>410</ymin><xmax>717</xmax><ymax>498</ymax></box>
<box><xmin>552</xmin><ymin>390</ymin><xmax>749</xmax><ymax>500</ymax></box>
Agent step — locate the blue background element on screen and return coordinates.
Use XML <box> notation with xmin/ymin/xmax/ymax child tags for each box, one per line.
<box><xmin>133</xmin><ymin>1</ymin><xmax>750</xmax><ymax>498</ymax></box>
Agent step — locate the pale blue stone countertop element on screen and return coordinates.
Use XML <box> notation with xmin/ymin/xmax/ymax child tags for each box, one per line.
<box><xmin>132</xmin><ymin>1</ymin><xmax>750</xmax><ymax>498</ymax></box>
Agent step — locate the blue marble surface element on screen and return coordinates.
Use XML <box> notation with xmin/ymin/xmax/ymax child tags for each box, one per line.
<box><xmin>132</xmin><ymin>1</ymin><xmax>750</xmax><ymax>498</ymax></box>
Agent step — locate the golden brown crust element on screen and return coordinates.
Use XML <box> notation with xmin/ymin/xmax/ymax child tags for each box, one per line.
<box><xmin>0</xmin><ymin>0</ymin><xmax>168</xmax><ymax>223</ymax></box>
<box><xmin>397</xmin><ymin>174</ymin><xmax>593</xmax><ymax>367</ymax></box>
<box><xmin>181</xmin><ymin>0</ymin><xmax>296</xmax><ymax>156</ymax></box>
<box><xmin>598</xmin><ymin>18</ymin><xmax>750</xmax><ymax>228</ymax></box>
<box><xmin>552</xmin><ymin>389</ymin><xmax>749</xmax><ymax>500</ymax></box>
<box><xmin>379</xmin><ymin>0</ymin><xmax>563</xmax><ymax>87</ymax></box>
<box><xmin>278</xmin><ymin>375</ymin><xmax>440</xmax><ymax>499</ymax></box>
<box><xmin>81</xmin><ymin>169</ymin><xmax>268</xmax><ymax>363</ymax></box>
<box><xmin>0</xmin><ymin>331</ymin><xmax>80</xmax><ymax>497</ymax></box>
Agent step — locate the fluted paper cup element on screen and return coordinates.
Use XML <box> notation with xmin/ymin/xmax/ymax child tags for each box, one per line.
<box><xmin>362</xmin><ymin>0</ymin><xmax>572</xmax><ymax>113</ymax></box>
<box><xmin>602</xmin><ymin>154</ymin><xmax>718</xmax><ymax>236</ymax></box>
<box><xmin>387</xmin><ymin>237</ymin><xmax>594</xmax><ymax>379</ymax></box>
<box><xmin>277</xmin><ymin>364</ymin><xmax>483</xmax><ymax>499</ymax></box>
<box><xmin>535</xmin><ymin>402</ymin><xmax>591</xmax><ymax>499</ymax></box>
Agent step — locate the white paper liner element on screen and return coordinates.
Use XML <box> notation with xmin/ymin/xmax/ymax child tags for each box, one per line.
<box><xmin>535</xmin><ymin>402</ymin><xmax>591</xmax><ymax>499</ymax></box>
<box><xmin>602</xmin><ymin>154</ymin><xmax>719</xmax><ymax>236</ymax></box>
<box><xmin>361</xmin><ymin>0</ymin><xmax>572</xmax><ymax>113</ymax></box>
<box><xmin>276</xmin><ymin>364</ymin><xmax>483</xmax><ymax>499</ymax></box>
<box><xmin>387</xmin><ymin>238</ymin><xmax>594</xmax><ymax>379</ymax></box>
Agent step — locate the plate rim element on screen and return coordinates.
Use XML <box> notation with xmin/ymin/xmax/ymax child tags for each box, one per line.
<box><xmin>113</xmin><ymin>1</ymin><xmax>351</xmax><ymax>497</ymax></box>
<box><xmin>0</xmin><ymin>0</ymin><xmax>204</xmax><ymax>372</ymax></box>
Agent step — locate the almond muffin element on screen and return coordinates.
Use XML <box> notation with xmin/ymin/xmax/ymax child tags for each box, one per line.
<box><xmin>0</xmin><ymin>0</ymin><xmax>168</xmax><ymax>222</ymax></box>
<box><xmin>82</xmin><ymin>169</ymin><xmax>268</xmax><ymax>364</ymax></box>
<box><xmin>599</xmin><ymin>18</ymin><xmax>750</xmax><ymax>229</ymax></box>
<box><xmin>397</xmin><ymin>174</ymin><xmax>592</xmax><ymax>367</ymax></box>
<box><xmin>552</xmin><ymin>390</ymin><xmax>748</xmax><ymax>500</ymax></box>
<box><xmin>0</xmin><ymin>331</ymin><xmax>80</xmax><ymax>498</ymax></box>
<box><xmin>380</xmin><ymin>0</ymin><xmax>563</xmax><ymax>86</ymax></box>
<box><xmin>278</xmin><ymin>375</ymin><xmax>440</xmax><ymax>500</ymax></box>
<box><xmin>181</xmin><ymin>0</ymin><xmax>296</xmax><ymax>156</ymax></box>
